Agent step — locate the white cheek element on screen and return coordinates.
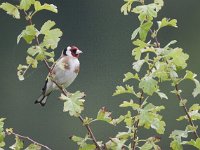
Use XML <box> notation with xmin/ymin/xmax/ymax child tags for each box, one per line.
<box><xmin>67</xmin><ymin>46</ymin><xmax>71</xmax><ymax>51</ymax></box>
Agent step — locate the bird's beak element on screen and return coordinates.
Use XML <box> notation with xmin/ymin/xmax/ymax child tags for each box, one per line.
<box><xmin>76</xmin><ymin>49</ymin><xmax>83</xmax><ymax>54</ymax></box>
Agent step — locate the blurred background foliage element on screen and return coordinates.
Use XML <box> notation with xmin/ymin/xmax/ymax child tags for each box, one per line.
<box><xmin>0</xmin><ymin>0</ymin><xmax>200</xmax><ymax>149</ymax></box>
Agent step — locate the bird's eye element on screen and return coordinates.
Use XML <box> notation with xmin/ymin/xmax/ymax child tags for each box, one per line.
<box><xmin>72</xmin><ymin>49</ymin><xmax>76</xmax><ymax>53</ymax></box>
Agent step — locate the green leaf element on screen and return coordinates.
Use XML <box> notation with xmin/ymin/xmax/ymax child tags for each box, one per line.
<box><xmin>170</xmin><ymin>140</ymin><xmax>183</xmax><ymax>150</ymax></box>
<box><xmin>132</xmin><ymin>59</ymin><xmax>145</xmax><ymax>72</ymax></box>
<box><xmin>17</xmin><ymin>25</ymin><xmax>39</xmax><ymax>44</ymax></box>
<box><xmin>106</xmin><ymin>138</ymin><xmax>126</xmax><ymax>150</ymax></box>
<box><xmin>140</xmin><ymin>137</ymin><xmax>161</xmax><ymax>150</ymax></box>
<box><xmin>139</xmin><ymin>77</ymin><xmax>158</xmax><ymax>95</ymax></box>
<box><xmin>156</xmin><ymin>91</ymin><xmax>168</xmax><ymax>99</ymax></box>
<box><xmin>138</xmin><ymin>103</ymin><xmax>165</xmax><ymax>134</ymax></box>
<box><xmin>27</xmin><ymin>46</ymin><xmax>43</xmax><ymax>57</ymax></box>
<box><xmin>0</xmin><ymin>132</ymin><xmax>5</xmax><ymax>148</ymax></box>
<box><xmin>116</xmin><ymin>132</ymin><xmax>133</xmax><ymax>140</ymax></box>
<box><xmin>132</xmin><ymin>39</ymin><xmax>148</xmax><ymax>60</ymax></box>
<box><xmin>121</xmin><ymin>0</ymin><xmax>134</xmax><ymax>15</ymax></box>
<box><xmin>82</xmin><ymin>117</ymin><xmax>93</xmax><ymax>125</ymax></box>
<box><xmin>164</xmin><ymin>40</ymin><xmax>177</xmax><ymax>49</ymax></box>
<box><xmin>10</xmin><ymin>136</ymin><xmax>24</xmax><ymax>150</ymax></box>
<box><xmin>0</xmin><ymin>118</ymin><xmax>5</xmax><ymax>148</ymax></box>
<box><xmin>40</xmin><ymin>20</ymin><xmax>56</xmax><ymax>34</ymax></box>
<box><xmin>158</xmin><ymin>18</ymin><xmax>177</xmax><ymax>29</ymax></box>
<box><xmin>123</xmin><ymin>72</ymin><xmax>139</xmax><ymax>82</ymax></box>
<box><xmin>96</xmin><ymin>107</ymin><xmax>113</xmax><ymax>124</ymax></box>
<box><xmin>26</xmin><ymin>56</ymin><xmax>38</xmax><ymax>68</ymax></box>
<box><xmin>151</xmin><ymin>118</ymin><xmax>165</xmax><ymax>134</ymax></box>
<box><xmin>131</xmin><ymin>27</ymin><xmax>140</xmax><ymax>40</ymax></box>
<box><xmin>60</xmin><ymin>91</ymin><xmax>85</xmax><ymax>117</ymax></box>
<box><xmin>154</xmin><ymin>0</ymin><xmax>164</xmax><ymax>11</ymax></box>
<box><xmin>0</xmin><ymin>2</ymin><xmax>20</xmax><ymax>19</ymax></box>
<box><xmin>140</xmin><ymin>142</ymin><xmax>153</xmax><ymax>150</ymax></box>
<box><xmin>34</xmin><ymin>1</ymin><xmax>57</xmax><ymax>13</ymax></box>
<box><xmin>183</xmin><ymin>70</ymin><xmax>197</xmax><ymax>81</ymax></box>
<box><xmin>189</xmin><ymin>104</ymin><xmax>200</xmax><ymax>111</ymax></box>
<box><xmin>120</xmin><ymin>100</ymin><xmax>140</xmax><ymax>110</ymax></box>
<box><xmin>169</xmin><ymin>130</ymin><xmax>188</xmax><ymax>142</ymax></box>
<box><xmin>71</xmin><ymin>135</ymin><xmax>96</xmax><ymax>150</ymax></box>
<box><xmin>193</xmin><ymin>80</ymin><xmax>200</xmax><ymax>97</ymax></box>
<box><xmin>19</xmin><ymin>0</ymin><xmax>35</xmax><ymax>11</ymax></box>
<box><xmin>113</xmin><ymin>85</ymin><xmax>135</xmax><ymax>96</ymax></box>
<box><xmin>139</xmin><ymin>21</ymin><xmax>153</xmax><ymax>41</ymax></box>
<box><xmin>40</xmin><ymin>20</ymin><xmax>62</xmax><ymax>49</ymax></box>
<box><xmin>132</xmin><ymin>4</ymin><xmax>158</xmax><ymax>22</ymax></box>
<box><xmin>166</xmin><ymin>48</ymin><xmax>189</xmax><ymax>69</ymax></box>
<box><xmin>0</xmin><ymin>118</ymin><xmax>5</xmax><ymax>133</ymax></box>
<box><xmin>25</xmin><ymin>144</ymin><xmax>41</xmax><ymax>150</ymax></box>
<box><xmin>186</xmin><ymin>138</ymin><xmax>200</xmax><ymax>149</ymax></box>
<box><xmin>123</xmin><ymin>111</ymin><xmax>134</xmax><ymax>127</ymax></box>
<box><xmin>17</xmin><ymin>64</ymin><xmax>29</xmax><ymax>81</ymax></box>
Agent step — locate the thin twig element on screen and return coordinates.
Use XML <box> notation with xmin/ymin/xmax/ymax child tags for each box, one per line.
<box><xmin>132</xmin><ymin>91</ymin><xmax>144</xmax><ymax>150</ymax></box>
<box><xmin>175</xmin><ymin>84</ymin><xmax>199</xmax><ymax>138</ymax></box>
<box><xmin>6</xmin><ymin>130</ymin><xmax>52</xmax><ymax>150</ymax></box>
<box><xmin>23</xmin><ymin>11</ymin><xmax>102</xmax><ymax>150</ymax></box>
<box><xmin>150</xmin><ymin>29</ymin><xmax>160</xmax><ymax>48</ymax></box>
<box><xmin>79</xmin><ymin>116</ymin><xmax>102</xmax><ymax>150</ymax></box>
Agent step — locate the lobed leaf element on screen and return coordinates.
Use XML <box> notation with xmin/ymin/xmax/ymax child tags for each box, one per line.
<box><xmin>166</xmin><ymin>48</ymin><xmax>189</xmax><ymax>69</ymax></box>
<box><xmin>40</xmin><ymin>20</ymin><xmax>62</xmax><ymax>49</ymax></box>
<box><xmin>60</xmin><ymin>91</ymin><xmax>85</xmax><ymax>117</ymax></box>
<box><xmin>17</xmin><ymin>25</ymin><xmax>39</xmax><ymax>44</ymax></box>
<box><xmin>139</xmin><ymin>21</ymin><xmax>153</xmax><ymax>41</ymax></box>
<box><xmin>138</xmin><ymin>103</ymin><xmax>165</xmax><ymax>134</ymax></box>
<box><xmin>139</xmin><ymin>76</ymin><xmax>158</xmax><ymax>96</ymax></box>
<box><xmin>10</xmin><ymin>136</ymin><xmax>24</xmax><ymax>150</ymax></box>
<box><xmin>156</xmin><ymin>91</ymin><xmax>168</xmax><ymax>100</ymax></box>
<box><xmin>113</xmin><ymin>85</ymin><xmax>135</xmax><ymax>96</ymax></box>
<box><xmin>157</xmin><ymin>18</ymin><xmax>177</xmax><ymax>29</ymax></box>
<box><xmin>26</xmin><ymin>56</ymin><xmax>38</xmax><ymax>68</ymax></box>
<box><xmin>34</xmin><ymin>1</ymin><xmax>57</xmax><ymax>13</ymax></box>
<box><xmin>96</xmin><ymin>107</ymin><xmax>112</xmax><ymax>122</ymax></box>
<box><xmin>19</xmin><ymin>0</ymin><xmax>35</xmax><ymax>11</ymax></box>
<box><xmin>120</xmin><ymin>100</ymin><xmax>140</xmax><ymax>110</ymax></box>
<box><xmin>71</xmin><ymin>135</ymin><xmax>96</xmax><ymax>150</ymax></box>
<box><xmin>123</xmin><ymin>72</ymin><xmax>140</xmax><ymax>82</ymax></box>
<box><xmin>186</xmin><ymin>138</ymin><xmax>200</xmax><ymax>149</ymax></box>
<box><xmin>132</xmin><ymin>59</ymin><xmax>145</xmax><ymax>72</ymax></box>
<box><xmin>0</xmin><ymin>2</ymin><xmax>20</xmax><ymax>19</ymax></box>
<box><xmin>106</xmin><ymin>138</ymin><xmax>126</xmax><ymax>150</ymax></box>
<box><xmin>0</xmin><ymin>118</ymin><xmax>5</xmax><ymax>148</ymax></box>
<box><xmin>192</xmin><ymin>80</ymin><xmax>200</xmax><ymax>97</ymax></box>
<box><xmin>25</xmin><ymin>144</ymin><xmax>41</xmax><ymax>150</ymax></box>
<box><xmin>121</xmin><ymin>0</ymin><xmax>135</xmax><ymax>15</ymax></box>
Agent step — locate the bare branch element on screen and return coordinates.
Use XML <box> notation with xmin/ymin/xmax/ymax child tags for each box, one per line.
<box><xmin>6</xmin><ymin>129</ymin><xmax>52</xmax><ymax>150</ymax></box>
<box><xmin>175</xmin><ymin>84</ymin><xmax>199</xmax><ymax>139</ymax></box>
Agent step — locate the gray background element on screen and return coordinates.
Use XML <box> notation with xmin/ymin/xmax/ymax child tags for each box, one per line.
<box><xmin>0</xmin><ymin>0</ymin><xmax>200</xmax><ymax>149</ymax></box>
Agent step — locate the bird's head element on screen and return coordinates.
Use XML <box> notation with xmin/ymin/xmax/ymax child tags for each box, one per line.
<box><xmin>63</xmin><ymin>46</ymin><xmax>82</xmax><ymax>58</ymax></box>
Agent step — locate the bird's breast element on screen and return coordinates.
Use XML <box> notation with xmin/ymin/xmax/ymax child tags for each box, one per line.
<box><xmin>53</xmin><ymin>58</ymin><xmax>80</xmax><ymax>88</ymax></box>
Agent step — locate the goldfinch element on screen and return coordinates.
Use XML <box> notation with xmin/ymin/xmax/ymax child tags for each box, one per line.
<box><xmin>35</xmin><ymin>46</ymin><xmax>82</xmax><ymax>106</ymax></box>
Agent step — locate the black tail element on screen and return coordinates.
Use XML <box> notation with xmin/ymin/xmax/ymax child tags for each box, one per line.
<box><xmin>35</xmin><ymin>79</ymin><xmax>50</xmax><ymax>106</ymax></box>
<box><xmin>34</xmin><ymin>94</ymin><xmax>49</xmax><ymax>107</ymax></box>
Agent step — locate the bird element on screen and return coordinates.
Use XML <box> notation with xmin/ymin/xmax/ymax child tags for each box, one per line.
<box><xmin>35</xmin><ymin>46</ymin><xmax>82</xmax><ymax>106</ymax></box>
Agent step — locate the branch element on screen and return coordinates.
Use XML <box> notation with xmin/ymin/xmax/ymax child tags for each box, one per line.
<box><xmin>23</xmin><ymin>11</ymin><xmax>102</xmax><ymax>150</ymax></box>
<box><xmin>150</xmin><ymin>21</ymin><xmax>199</xmax><ymax>139</ymax></box>
<box><xmin>175</xmin><ymin>84</ymin><xmax>199</xmax><ymax>139</ymax></box>
<box><xmin>132</xmin><ymin>91</ymin><xmax>144</xmax><ymax>150</ymax></box>
<box><xmin>6</xmin><ymin>129</ymin><xmax>52</xmax><ymax>150</ymax></box>
<box><xmin>79</xmin><ymin>116</ymin><xmax>102</xmax><ymax>150</ymax></box>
